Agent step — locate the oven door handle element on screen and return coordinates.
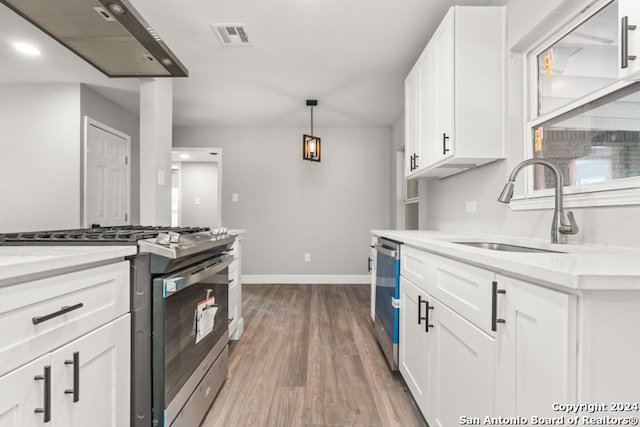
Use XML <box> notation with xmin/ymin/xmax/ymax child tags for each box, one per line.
<box><xmin>163</xmin><ymin>255</ymin><xmax>233</xmax><ymax>298</ymax></box>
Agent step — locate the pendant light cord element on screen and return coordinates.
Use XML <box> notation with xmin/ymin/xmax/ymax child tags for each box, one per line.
<box><xmin>310</xmin><ymin>106</ymin><xmax>314</xmax><ymax>135</ymax></box>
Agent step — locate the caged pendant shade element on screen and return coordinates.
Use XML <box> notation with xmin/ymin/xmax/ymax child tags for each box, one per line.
<box><xmin>303</xmin><ymin>100</ymin><xmax>321</xmax><ymax>162</ymax></box>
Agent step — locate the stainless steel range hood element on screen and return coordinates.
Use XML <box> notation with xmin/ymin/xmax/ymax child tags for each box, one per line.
<box><xmin>1</xmin><ymin>0</ymin><xmax>188</xmax><ymax>77</ymax></box>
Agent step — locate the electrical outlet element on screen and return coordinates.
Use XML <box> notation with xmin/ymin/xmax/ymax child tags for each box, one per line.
<box><xmin>304</xmin><ymin>253</ymin><xmax>311</xmax><ymax>262</ymax></box>
<box><xmin>194</xmin><ymin>197</ymin><xmax>200</xmax><ymax>205</ymax></box>
<box><xmin>465</xmin><ymin>200</ymin><xmax>477</xmax><ymax>212</ymax></box>
<box><xmin>232</xmin><ymin>193</ymin><xmax>239</xmax><ymax>202</ymax></box>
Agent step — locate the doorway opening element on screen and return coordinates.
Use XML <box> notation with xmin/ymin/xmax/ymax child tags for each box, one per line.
<box><xmin>171</xmin><ymin>147</ymin><xmax>222</xmax><ymax>228</ymax></box>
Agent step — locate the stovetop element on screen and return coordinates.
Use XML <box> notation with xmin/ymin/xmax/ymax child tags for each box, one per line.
<box><xmin>0</xmin><ymin>225</ymin><xmax>211</xmax><ymax>244</ymax></box>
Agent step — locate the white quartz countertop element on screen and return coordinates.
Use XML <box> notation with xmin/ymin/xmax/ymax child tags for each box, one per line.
<box><xmin>0</xmin><ymin>246</ymin><xmax>137</xmax><ymax>283</ymax></box>
<box><xmin>371</xmin><ymin>230</ymin><xmax>640</xmax><ymax>291</ymax></box>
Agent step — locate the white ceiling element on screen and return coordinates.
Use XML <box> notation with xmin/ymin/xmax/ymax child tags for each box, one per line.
<box><xmin>0</xmin><ymin>0</ymin><xmax>502</xmax><ymax>129</ymax></box>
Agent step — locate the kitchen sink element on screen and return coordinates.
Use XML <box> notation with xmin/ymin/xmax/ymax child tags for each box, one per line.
<box><xmin>452</xmin><ymin>242</ymin><xmax>564</xmax><ymax>253</ymax></box>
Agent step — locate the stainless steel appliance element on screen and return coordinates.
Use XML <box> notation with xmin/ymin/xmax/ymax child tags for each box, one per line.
<box><xmin>0</xmin><ymin>225</ymin><xmax>235</xmax><ymax>427</ymax></box>
<box><xmin>373</xmin><ymin>237</ymin><xmax>401</xmax><ymax>370</ymax></box>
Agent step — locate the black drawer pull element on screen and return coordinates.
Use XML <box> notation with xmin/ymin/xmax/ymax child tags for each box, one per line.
<box><xmin>34</xmin><ymin>365</ymin><xmax>51</xmax><ymax>422</ymax></box>
<box><xmin>64</xmin><ymin>351</ymin><xmax>80</xmax><ymax>402</ymax></box>
<box><xmin>32</xmin><ymin>303</ymin><xmax>84</xmax><ymax>325</ymax></box>
<box><xmin>491</xmin><ymin>281</ymin><xmax>506</xmax><ymax>331</ymax></box>
<box><xmin>442</xmin><ymin>133</ymin><xmax>450</xmax><ymax>154</ymax></box>
<box><xmin>418</xmin><ymin>295</ymin><xmax>433</xmax><ymax>332</ymax></box>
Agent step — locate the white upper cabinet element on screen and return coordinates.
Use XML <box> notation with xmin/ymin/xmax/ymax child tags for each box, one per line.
<box><xmin>405</xmin><ymin>6</ymin><xmax>506</xmax><ymax>179</ymax></box>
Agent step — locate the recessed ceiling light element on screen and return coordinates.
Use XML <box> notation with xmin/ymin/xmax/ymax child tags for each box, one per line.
<box><xmin>180</xmin><ymin>154</ymin><xmax>190</xmax><ymax>159</ymax></box>
<box><xmin>13</xmin><ymin>42</ymin><xmax>40</xmax><ymax>56</ymax></box>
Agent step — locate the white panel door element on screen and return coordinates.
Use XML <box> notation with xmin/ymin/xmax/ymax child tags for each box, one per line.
<box><xmin>85</xmin><ymin>121</ymin><xmax>129</xmax><ymax>227</ymax></box>
<box><xmin>434</xmin><ymin>8</ymin><xmax>454</xmax><ymax>163</ymax></box>
<box><xmin>52</xmin><ymin>315</ymin><xmax>130</xmax><ymax>427</ymax></box>
<box><xmin>494</xmin><ymin>276</ymin><xmax>576</xmax><ymax>418</ymax></box>
<box><xmin>0</xmin><ymin>355</ymin><xmax>51</xmax><ymax>427</ymax></box>
<box><xmin>399</xmin><ymin>277</ymin><xmax>431</xmax><ymax>418</ymax></box>
<box><xmin>428</xmin><ymin>297</ymin><xmax>494</xmax><ymax>427</ymax></box>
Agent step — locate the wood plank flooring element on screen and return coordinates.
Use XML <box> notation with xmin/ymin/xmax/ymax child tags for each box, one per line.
<box><xmin>201</xmin><ymin>284</ymin><xmax>427</xmax><ymax>427</ymax></box>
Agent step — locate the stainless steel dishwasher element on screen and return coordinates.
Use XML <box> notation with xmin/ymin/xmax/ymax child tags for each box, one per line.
<box><xmin>373</xmin><ymin>237</ymin><xmax>401</xmax><ymax>370</ymax></box>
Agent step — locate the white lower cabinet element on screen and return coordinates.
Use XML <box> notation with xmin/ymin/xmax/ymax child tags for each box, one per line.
<box><xmin>228</xmin><ymin>233</ymin><xmax>244</xmax><ymax>340</ymax></box>
<box><xmin>52</xmin><ymin>315</ymin><xmax>130</xmax><ymax>427</ymax></box>
<box><xmin>399</xmin><ymin>277</ymin><xmax>431</xmax><ymax>417</ymax></box>
<box><xmin>398</xmin><ymin>249</ymin><xmax>578</xmax><ymax>425</ymax></box>
<box><xmin>494</xmin><ymin>275</ymin><xmax>576</xmax><ymax>418</ymax></box>
<box><xmin>0</xmin><ymin>315</ymin><xmax>130</xmax><ymax>427</ymax></box>
<box><xmin>0</xmin><ymin>354</ymin><xmax>50</xmax><ymax>427</ymax></box>
<box><xmin>0</xmin><ymin>260</ymin><xmax>131</xmax><ymax>427</ymax></box>
<box><xmin>428</xmin><ymin>297</ymin><xmax>494</xmax><ymax>427</ymax></box>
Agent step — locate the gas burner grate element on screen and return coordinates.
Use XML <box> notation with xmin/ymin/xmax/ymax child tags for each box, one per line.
<box><xmin>0</xmin><ymin>225</ymin><xmax>211</xmax><ymax>244</ymax></box>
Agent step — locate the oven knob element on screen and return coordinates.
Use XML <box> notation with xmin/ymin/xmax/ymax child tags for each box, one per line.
<box><xmin>156</xmin><ymin>233</ymin><xmax>170</xmax><ymax>245</ymax></box>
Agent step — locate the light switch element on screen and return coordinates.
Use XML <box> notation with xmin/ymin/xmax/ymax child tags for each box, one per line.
<box><xmin>195</xmin><ymin>197</ymin><xmax>200</xmax><ymax>205</ymax></box>
<box><xmin>232</xmin><ymin>193</ymin><xmax>239</xmax><ymax>202</ymax></box>
<box><xmin>157</xmin><ymin>169</ymin><xmax>165</xmax><ymax>186</ymax></box>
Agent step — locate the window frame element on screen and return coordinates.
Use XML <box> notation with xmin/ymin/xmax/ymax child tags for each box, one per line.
<box><xmin>511</xmin><ymin>0</ymin><xmax>640</xmax><ymax>211</ymax></box>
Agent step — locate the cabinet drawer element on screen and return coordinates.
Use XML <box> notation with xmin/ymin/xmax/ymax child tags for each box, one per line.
<box><xmin>401</xmin><ymin>246</ymin><xmax>429</xmax><ymax>291</ymax></box>
<box><xmin>0</xmin><ymin>261</ymin><xmax>129</xmax><ymax>376</ymax></box>
<box><xmin>428</xmin><ymin>255</ymin><xmax>494</xmax><ymax>335</ymax></box>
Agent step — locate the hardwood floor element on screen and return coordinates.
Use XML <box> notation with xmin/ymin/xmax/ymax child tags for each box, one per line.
<box><xmin>201</xmin><ymin>284</ymin><xmax>427</xmax><ymax>427</ymax></box>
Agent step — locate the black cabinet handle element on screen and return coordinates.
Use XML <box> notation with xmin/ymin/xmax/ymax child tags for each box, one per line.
<box><xmin>621</xmin><ymin>16</ymin><xmax>637</xmax><ymax>69</ymax></box>
<box><xmin>34</xmin><ymin>365</ymin><xmax>52</xmax><ymax>422</ymax></box>
<box><xmin>32</xmin><ymin>303</ymin><xmax>84</xmax><ymax>325</ymax></box>
<box><xmin>442</xmin><ymin>133</ymin><xmax>450</xmax><ymax>154</ymax></box>
<box><xmin>64</xmin><ymin>351</ymin><xmax>80</xmax><ymax>402</ymax></box>
<box><xmin>418</xmin><ymin>295</ymin><xmax>433</xmax><ymax>332</ymax></box>
<box><xmin>413</xmin><ymin>154</ymin><xmax>419</xmax><ymax>170</ymax></box>
<box><xmin>367</xmin><ymin>257</ymin><xmax>372</xmax><ymax>272</ymax></box>
<box><xmin>491</xmin><ymin>281</ymin><xmax>506</xmax><ymax>331</ymax></box>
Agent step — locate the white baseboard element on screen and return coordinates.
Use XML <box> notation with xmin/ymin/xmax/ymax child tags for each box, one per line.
<box><xmin>242</xmin><ymin>274</ymin><xmax>371</xmax><ymax>285</ymax></box>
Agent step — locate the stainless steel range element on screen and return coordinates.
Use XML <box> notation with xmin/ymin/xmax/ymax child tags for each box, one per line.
<box><xmin>0</xmin><ymin>225</ymin><xmax>235</xmax><ymax>427</ymax></box>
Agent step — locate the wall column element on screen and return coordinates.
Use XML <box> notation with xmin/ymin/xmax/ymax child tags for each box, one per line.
<box><xmin>139</xmin><ymin>78</ymin><xmax>172</xmax><ymax>225</ymax></box>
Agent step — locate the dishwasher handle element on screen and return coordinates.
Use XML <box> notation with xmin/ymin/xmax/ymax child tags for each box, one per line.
<box><xmin>374</xmin><ymin>244</ymin><xmax>397</xmax><ymax>258</ymax></box>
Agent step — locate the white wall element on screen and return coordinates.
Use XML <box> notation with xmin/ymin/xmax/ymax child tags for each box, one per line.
<box><xmin>179</xmin><ymin>162</ymin><xmax>219</xmax><ymax>229</ymax></box>
<box><xmin>420</xmin><ymin>0</ymin><xmax>640</xmax><ymax>248</ymax></box>
<box><xmin>0</xmin><ymin>83</ymin><xmax>81</xmax><ymax>232</ymax></box>
<box><xmin>173</xmin><ymin>127</ymin><xmax>391</xmax><ymax>276</ymax></box>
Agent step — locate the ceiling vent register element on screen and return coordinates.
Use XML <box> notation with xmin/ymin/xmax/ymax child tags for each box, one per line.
<box><xmin>212</xmin><ymin>24</ymin><xmax>251</xmax><ymax>46</ymax></box>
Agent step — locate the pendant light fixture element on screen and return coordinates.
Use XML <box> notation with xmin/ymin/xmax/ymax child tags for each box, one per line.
<box><xmin>303</xmin><ymin>99</ymin><xmax>321</xmax><ymax>162</ymax></box>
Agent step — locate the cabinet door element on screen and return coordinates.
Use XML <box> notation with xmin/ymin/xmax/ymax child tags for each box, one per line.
<box><xmin>494</xmin><ymin>276</ymin><xmax>576</xmax><ymax>418</ymax></box>
<box><xmin>433</xmin><ymin>8</ymin><xmax>454</xmax><ymax>164</ymax></box>
<box><xmin>619</xmin><ymin>0</ymin><xmax>640</xmax><ymax>77</ymax></box>
<box><xmin>427</xmin><ymin>297</ymin><xmax>494</xmax><ymax>427</ymax></box>
<box><xmin>399</xmin><ymin>277</ymin><xmax>430</xmax><ymax>418</ymax></box>
<box><xmin>418</xmin><ymin>40</ymin><xmax>438</xmax><ymax>169</ymax></box>
<box><xmin>52</xmin><ymin>314</ymin><xmax>130</xmax><ymax>427</ymax></box>
<box><xmin>405</xmin><ymin>65</ymin><xmax>420</xmax><ymax>177</ymax></box>
<box><xmin>0</xmin><ymin>354</ymin><xmax>51</xmax><ymax>427</ymax></box>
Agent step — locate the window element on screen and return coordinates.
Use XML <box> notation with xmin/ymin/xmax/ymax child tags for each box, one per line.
<box><xmin>518</xmin><ymin>0</ymin><xmax>640</xmax><ymax>209</ymax></box>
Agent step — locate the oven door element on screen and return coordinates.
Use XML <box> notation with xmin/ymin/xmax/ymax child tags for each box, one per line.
<box><xmin>152</xmin><ymin>253</ymin><xmax>232</xmax><ymax>426</ymax></box>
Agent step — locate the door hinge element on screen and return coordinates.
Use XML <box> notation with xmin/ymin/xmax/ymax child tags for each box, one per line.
<box><xmin>125</xmin><ymin>156</ymin><xmax>128</xmax><ymax>165</ymax></box>
<box><xmin>125</xmin><ymin>213</ymin><xmax>128</xmax><ymax>222</ymax></box>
